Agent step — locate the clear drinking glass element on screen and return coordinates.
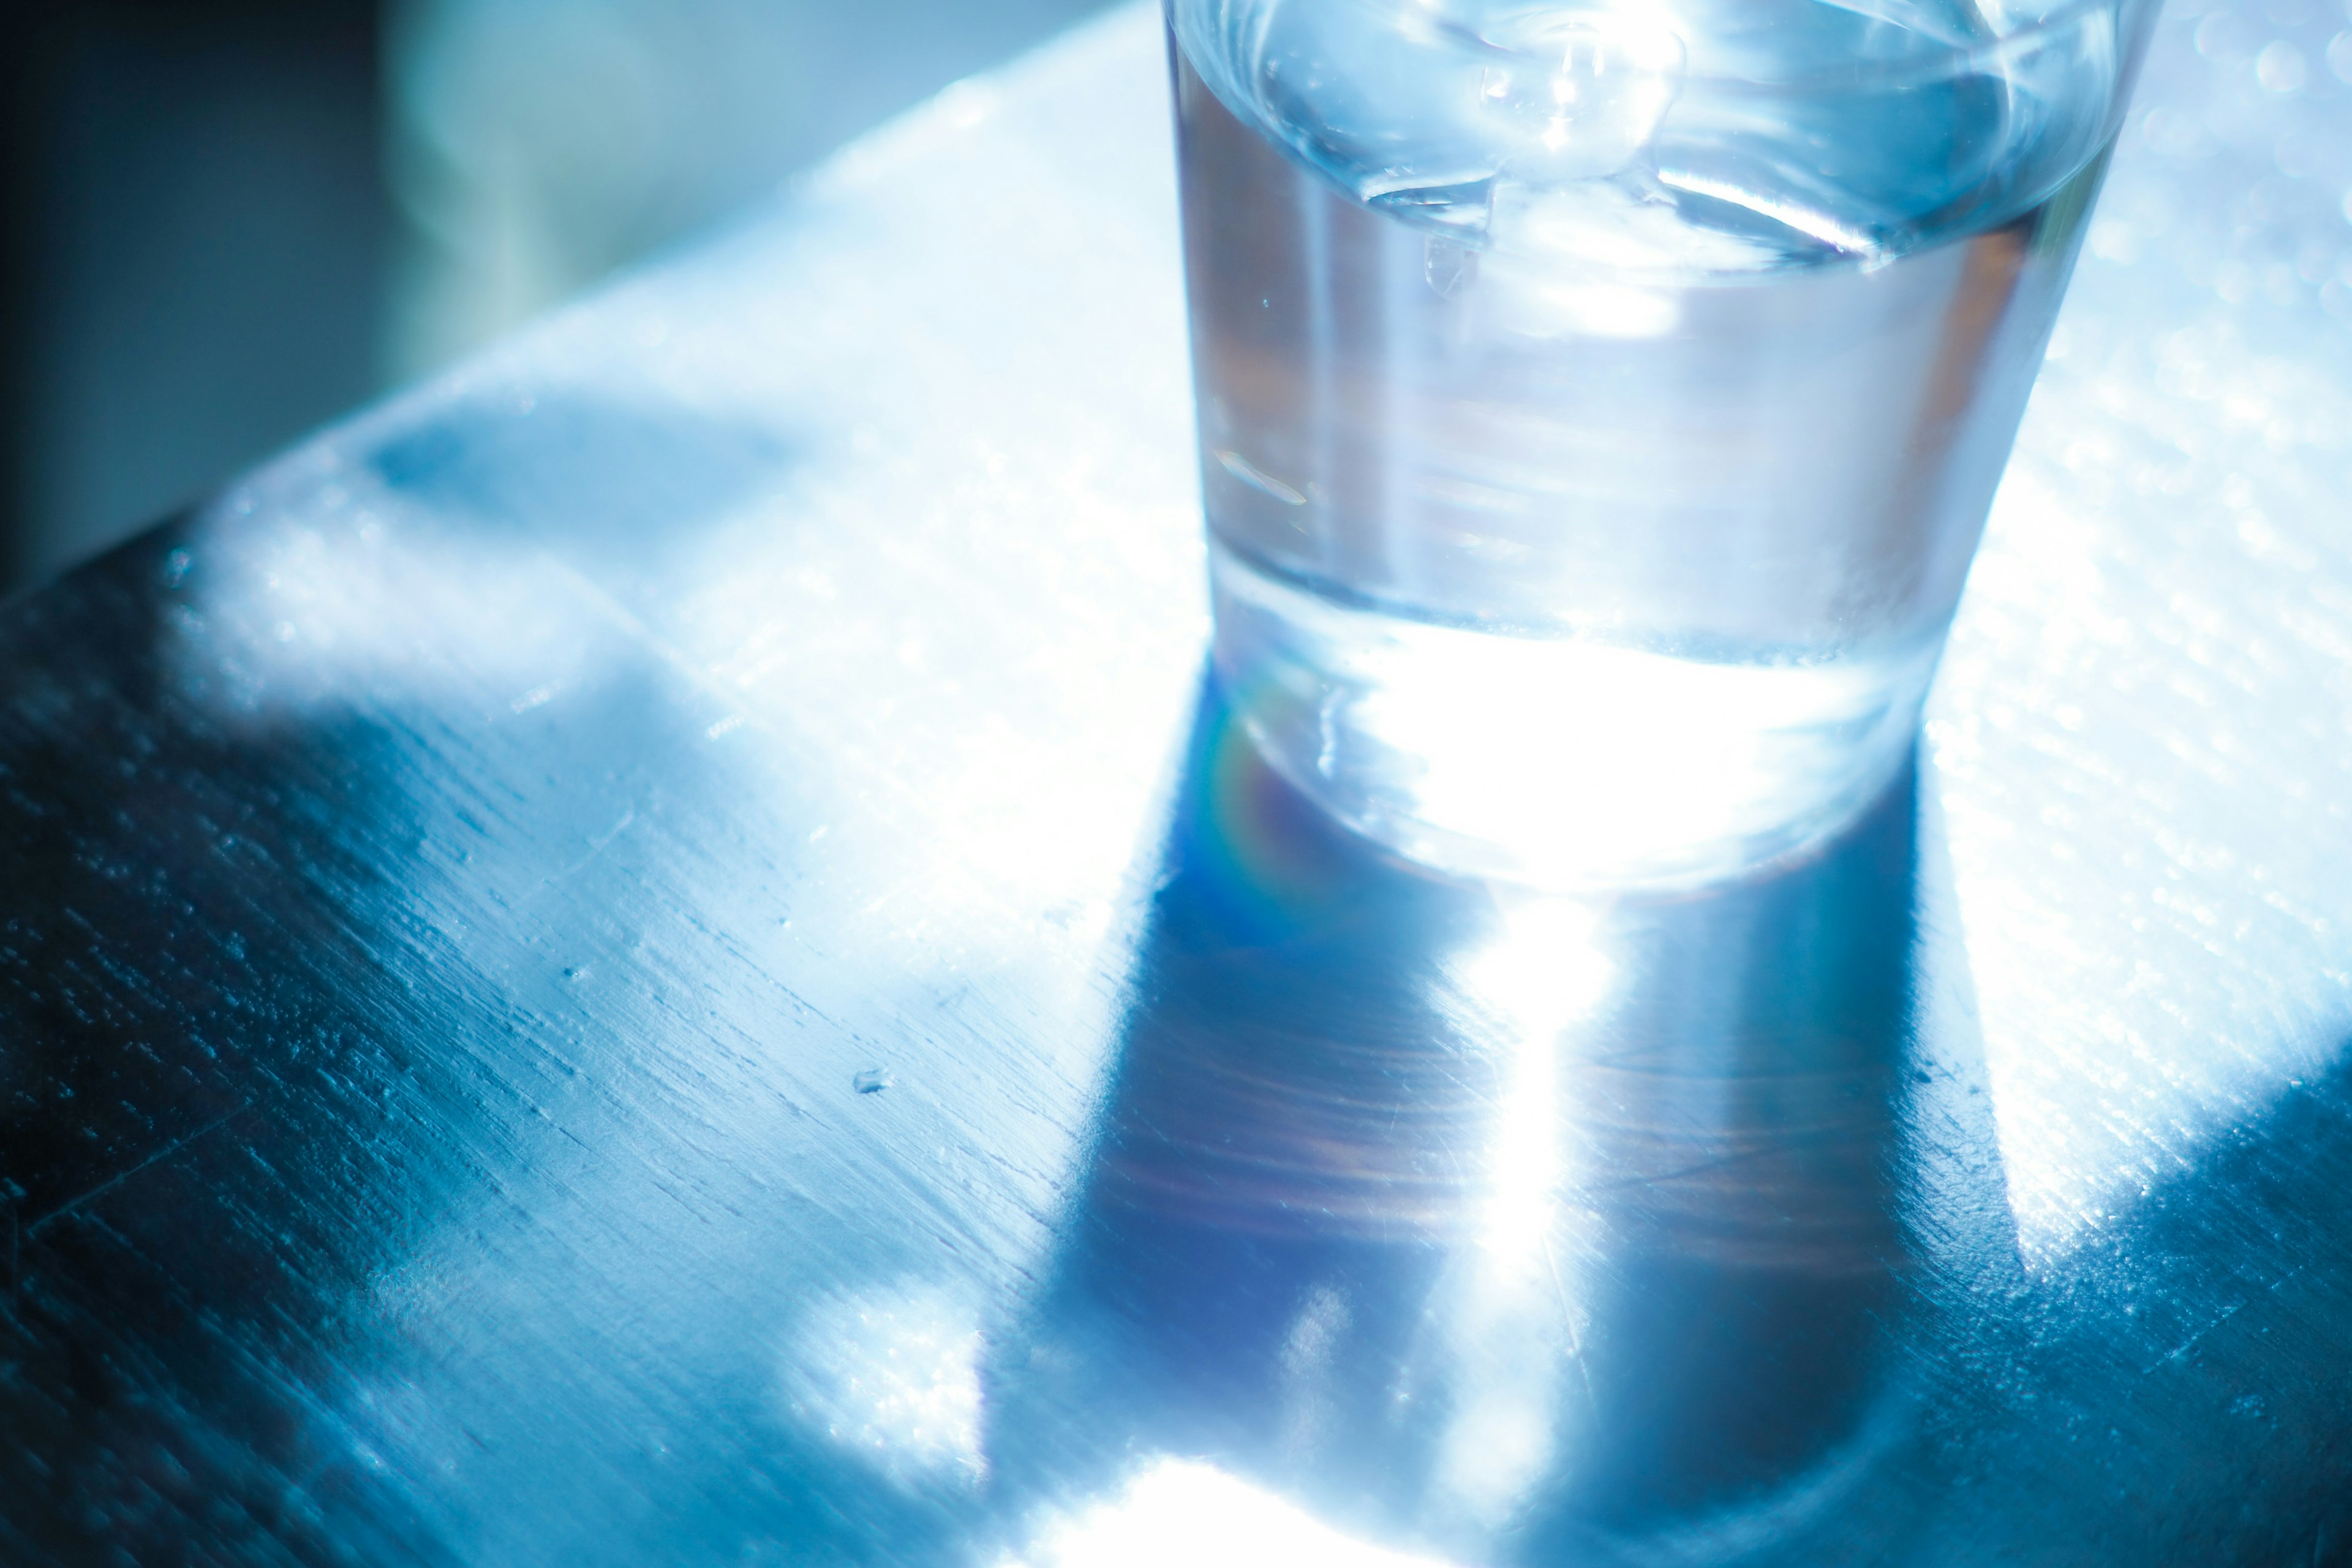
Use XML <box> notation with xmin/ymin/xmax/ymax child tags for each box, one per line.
<box><xmin>1169</xmin><ymin>0</ymin><xmax>2158</xmax><ymax>888</ymax></box>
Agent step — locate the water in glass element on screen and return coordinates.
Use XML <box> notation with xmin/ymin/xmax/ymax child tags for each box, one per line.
<box><xmin>1172</xmin><ymin>0</ymin><xmax>2133</xmax><ymax>886</ymax></box>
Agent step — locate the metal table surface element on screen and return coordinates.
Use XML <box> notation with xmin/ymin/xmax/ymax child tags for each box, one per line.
<box><xmin>5</xmin><ymin>3</ymin><xmax>2352</xmax><ymax>1562</ymax></box>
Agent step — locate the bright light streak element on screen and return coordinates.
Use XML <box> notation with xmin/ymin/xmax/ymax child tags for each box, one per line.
<box><xmin>778</xmin><ymin>1281</ymin><xmax>986</xmax><ymax>1487</ymax></box>
<box><xmin>1418</xmin><ymin>900</ymin><xmax>1615</xmax><ymax>1522</ymax></box>
<box><xmin>1452</xmin><ymin>899</ymin><xmax>1613</xmax><ymax>1261</ymax></box>
<box><xmin>1454</xmin><ymin>897</ymin><xmax>1615</xmax><ymax>1041</ymax></box>
<box><xmin>1008</xmin><ymin>1458</ymin><xmax>1465</xmax><ymax>1568</ymax></box>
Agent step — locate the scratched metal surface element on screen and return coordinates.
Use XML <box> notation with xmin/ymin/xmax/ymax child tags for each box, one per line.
<box><xmin>6</xmin><ymin>2</ymin><xmax>2352</xmax><ymax>1562</ymax></box>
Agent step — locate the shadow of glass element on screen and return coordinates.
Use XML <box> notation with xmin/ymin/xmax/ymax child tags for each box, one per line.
<box><xmin>982</xmin><ymin>677</ymin><xmax>1941</xmax><ymax>1564</ymax></box>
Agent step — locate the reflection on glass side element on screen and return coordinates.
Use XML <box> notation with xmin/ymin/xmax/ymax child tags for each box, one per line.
<box><xmin>1170</xmin><ymin>0</ymin><xmax>2154</xmax><ymax>887</ymax></box>
<box><xmin>980</xmin><ymin>691</ymin><xmax>1931</xmax><ymax>1564</ymax></box>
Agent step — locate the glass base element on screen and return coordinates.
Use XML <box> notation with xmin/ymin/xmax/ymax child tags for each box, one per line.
<box><xmin>1209</xmin><ymin>540</ymin><xmax>1937</xmax><ymax>891</ymax></box>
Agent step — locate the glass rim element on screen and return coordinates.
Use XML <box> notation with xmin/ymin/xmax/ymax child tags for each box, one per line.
<box><xmin>1264</xmin><ymin>0</ymin><xmax>2137</xmax><ymax>94</ymax></box>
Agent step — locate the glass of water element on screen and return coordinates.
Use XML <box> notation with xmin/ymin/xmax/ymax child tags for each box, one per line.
<box><xmin>1170</xmin><ymin>0</ymin><xmax>2158</xmax><ymax>889</ymax></box>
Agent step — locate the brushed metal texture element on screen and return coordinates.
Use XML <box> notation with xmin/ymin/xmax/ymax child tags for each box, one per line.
<box><xmin>6</xmin><ymin>3</ymin><xmax>2352</xmax><ymax>1562</ymax></box>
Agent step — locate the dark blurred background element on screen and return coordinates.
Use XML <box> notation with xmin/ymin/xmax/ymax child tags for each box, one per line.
<box><xmin>0</xmin><ymin>0</ymin><xmax>1110</xmax><ymax>593</ymax></box>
